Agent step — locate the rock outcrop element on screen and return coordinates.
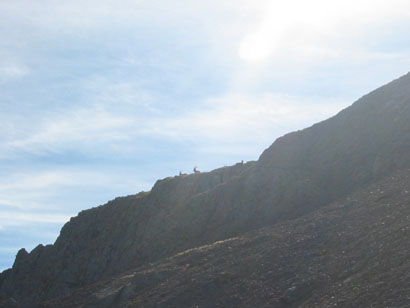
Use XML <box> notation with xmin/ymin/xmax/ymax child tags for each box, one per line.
<box><xmin>40</xmin><ymin>167</ymin><xmax>410</xmax><ymax>307</ymax></box>
<box><xmin>2</xmin><ymin>72</ymin><xmax>410</xmax><ymax>306</ymax></box>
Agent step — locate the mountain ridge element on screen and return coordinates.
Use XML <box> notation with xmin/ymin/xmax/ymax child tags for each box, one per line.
<box><xmin>2</xmin><ymin>71</ymin><xmax>410</xmax><ymax>307</ymax></box>
<box><xmin>39</xmin><ymin>166</ymin><xmax>410</xmax><ymax>307</ymax></box>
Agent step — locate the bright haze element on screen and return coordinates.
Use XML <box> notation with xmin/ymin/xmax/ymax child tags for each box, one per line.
<box><xmin>1</xmin><ymin>0</ymin><xmax>410</xmax><ymax>270</ymax></box>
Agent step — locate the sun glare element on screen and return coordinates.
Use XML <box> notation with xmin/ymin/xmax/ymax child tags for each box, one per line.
<box><xmin>238</xmin><ymin>31</ymin><xmax>276</xmax><ymax>63</ymax></box>
<box><xmin>237</xmin><ymin>0</ymin><xmax>392</xmax><ymax>64</ymax></box>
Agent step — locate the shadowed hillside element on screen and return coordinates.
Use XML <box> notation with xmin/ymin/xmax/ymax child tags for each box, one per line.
<box><xmin>38</xmin><ymin>167</ymin><xmax>410</xmax><ymax>307</ymax></box>
<box><xmin>1</xmin><ymin>72</ymin><xmax>410</xmax><ymax>307</ymax></box>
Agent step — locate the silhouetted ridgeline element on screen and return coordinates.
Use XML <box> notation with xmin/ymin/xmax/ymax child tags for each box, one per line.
<box><xmin>40</xmin><ymin>168</ymin><xmax>410</xmax><ymax>307</ymax></box>
<box><xmin>1</xmin><ymin>72</ymin><xmax>410</xmax><ymax>307</ymax></box>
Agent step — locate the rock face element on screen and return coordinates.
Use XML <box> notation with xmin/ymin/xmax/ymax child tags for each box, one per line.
<box><xmin>39</xmin><ymin>167</ymin><xmax>410</xmax><ymax>307</ymax></box>
<box><xmin>1</xmin><ymin>72</ymin><xmax>410</xmax><ymax>307</ymax></box>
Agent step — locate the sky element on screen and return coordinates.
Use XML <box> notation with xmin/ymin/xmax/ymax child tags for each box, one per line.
<box><xmin>1</xmin><ymin>0</ymin><xmax>410</xmax><ymax>271</ymax></box>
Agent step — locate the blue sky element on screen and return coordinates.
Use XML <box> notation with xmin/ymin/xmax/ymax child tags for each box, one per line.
<box><xmin>1</xmin><ymin>0</ymin><xmax>410</xmax><ymax>270</ymax></box>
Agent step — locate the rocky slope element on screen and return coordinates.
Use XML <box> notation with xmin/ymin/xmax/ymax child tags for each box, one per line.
<box><xmin>1</xmin><ymin>72</ymin><xmax>410</xmax><ymax>306</ymax></box>
<box><xmin>38</xmin><ymin>167</ymin><xmax>410</xmax><ymax>307</ymax></box>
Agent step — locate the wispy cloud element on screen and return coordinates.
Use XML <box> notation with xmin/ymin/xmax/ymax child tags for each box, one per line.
<box><xmin>237</xmin><ymin>0</ymin><xmax>410</xmax><ymax>64</ymax></box>
<box><xmin>1</xmin><ymin>88</ymin><xmax>349</xmax><ymax>160</ymax></box>
<box><xmin>0</xmin><ymin>52</ymin><xmax>30</xmax><ymax>84</ymax></box>
<box><xmin>0</xmin><ymin>169</ymin><xmax>152</xmax><ymax>211</ymax></box>
<box><xmin>0</xmin><ymin>64</ymin><xmax>29</xmax><ymax>82</ymax></box>
<box><xmin>0</xmin><ymin>212</ymin><xmax>70</xmax><ymax>228</ymax></box>
<box><xmin>1</xmin><ymin>106</ymin><xmax>133</xmax><ymax>156</ymax></box>
<box><xmin>138</xmin><ymin>92</ymin><xmax>349</xmax><ymax>152</ymax></box>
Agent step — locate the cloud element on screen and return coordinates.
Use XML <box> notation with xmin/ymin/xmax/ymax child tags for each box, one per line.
<box><xmin>0</xmin><ymin>168</ymin><xmax>151</xmax><ymax>210</ymax></box>
<box><xmin>135</xmin><ymin>92</ymin><xmax>349</xmax><ymax>158</ymax></box>
<box><xmin>1</xmin><ymin>0</ymin><xmax>408</xmax><ymax>173</ymax></box>
<box><xmin>2</xmin><ymin>0</ymin><xmax>410</xmax><ymax>69</ymax></box>
<box><xmin>156</xmin><ymin>93</ymin><xmax>347</xmax><ymax>138</ymax></box>
<box><xmin>1</xmin><ymin>106</ymin><xmax>133</xmax><ymax>156</ymax></box>
<box><xmin>0</xmin><ymin>171</ymin><xmax>87</xmax><ymax>211</ymax></box>
<box><xmin>0</xmin><ymin>79</ymin><xmax>350</xmax><ymax>171</ymax></box>
<box><xmin>237</xmin><ymin>0</ymin><xmax>410</xmax><ymax>66</ymax></box>
<box><xmin>0</xmin><ymin>212</ymin><xmax>70</xmax><ymax>227</ymax></box>
<box><xmin>0</xmin><ymin>171</ymin><xmax>78</xmax><ymax>192</ymax></box>
<box><xmin>0</xmin><ymin>52</ymin><xmax>30</xmax><ymax>83</ymax></box>
<box><xmin>0</xmin><ymin>64</ymin><xmax>29</xmax><ymax>81</ymax></box>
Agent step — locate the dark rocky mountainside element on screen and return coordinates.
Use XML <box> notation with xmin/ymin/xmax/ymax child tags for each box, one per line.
<box><xmin>2</xmin><ymin>72</ymin><xmax>410</xmax><ymax>307</ymax></box>
<box><xmin>38</xmin><ymin>168</ymin><xmax>410</xmax><ymax>307</ymax></box>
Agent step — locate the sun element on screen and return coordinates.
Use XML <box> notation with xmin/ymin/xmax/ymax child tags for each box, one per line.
<box><xmin>237</xmin><ymin>0</ymin><xmax>364</xmax><ymax>64</ymax></box>
<box><xmin>237</xmin><ymin>2</ymin><xmax>290</xmax><ymax>64</ymax></box>
<box><xmin>238</xmin><ymin>31</ymin><xmax>275</xmax><ymax>63</ymax></box>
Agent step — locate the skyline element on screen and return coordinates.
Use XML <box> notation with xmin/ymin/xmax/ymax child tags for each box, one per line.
<box><xmin>1</xmin><ymin>0</ymin><xmax>410</xmax><ymax>270</ymax></box>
